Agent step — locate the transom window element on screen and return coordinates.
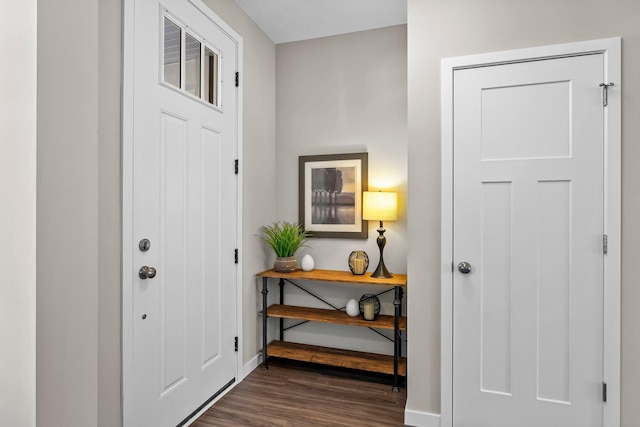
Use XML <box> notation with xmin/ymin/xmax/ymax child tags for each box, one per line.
<box><xmin>162</xmin><ymin>15</ymin><xmax>220</xmax><ymax>107</ymax></box>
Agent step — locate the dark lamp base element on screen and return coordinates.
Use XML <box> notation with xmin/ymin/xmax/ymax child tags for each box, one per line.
<box><xmin>371</xmin><ymin>262</ymin><xmax>393</xmax><ymax>279</ymax></box>
<box><xmin>371</xmin><ymin>221</ymin><xmax>393</xmax><ymax>278</ymax></box>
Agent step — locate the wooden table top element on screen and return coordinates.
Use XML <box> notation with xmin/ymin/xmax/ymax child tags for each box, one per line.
<box><xmin>256</xmin><ymin>268</ymin><xmax>407</xmax><ymax>287</ymax></box>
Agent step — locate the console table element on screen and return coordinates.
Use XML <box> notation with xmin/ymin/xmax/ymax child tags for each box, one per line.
<box><xmin>257</xmin><ymin>268</ymin><xmax>407</xmax><ymax>391</ymax></box>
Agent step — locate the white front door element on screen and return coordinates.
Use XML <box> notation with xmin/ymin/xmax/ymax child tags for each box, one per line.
<box><xmin>123</xmin><ymin>0</ymin><xmax>240</xmax><ymax>425</ymax></box>
<box><xmin>452</xmin><ymin>54</ymin><xmax>605</xmax><ymax>426</ymax></box>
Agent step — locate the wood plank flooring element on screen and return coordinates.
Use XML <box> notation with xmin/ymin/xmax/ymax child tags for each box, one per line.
<box><xmin>191</xmin><ymin>359</ymin><xmax>408</xmax><ymax>426</ymax></box>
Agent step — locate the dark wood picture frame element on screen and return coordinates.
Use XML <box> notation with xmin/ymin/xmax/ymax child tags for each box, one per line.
<box><xmin>298</xmin><ymin>153</ymin><xmax>368</xmax><ymax>239</ymax></box>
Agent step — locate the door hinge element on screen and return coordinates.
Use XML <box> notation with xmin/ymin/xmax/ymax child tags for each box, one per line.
<box><xmin>603</xmin><ymin>234</ymin><xmax>608</xmax><ymax>254</ymax></box>
<box><xmin>235</xmin><ymin>72</ymin><xmax>239</xmax><ymax>87</ymax></box>
<box><xmin>603</xmin><ymin>381</ymin><xmax>607</xmax><ymax>402</ymax></box>
<box><xmin>234</xmin><ymin>248</ymin><xmax>238</xmax><ymax>264</ymax></box>
<box><xmin>234</xmin><ymin>336</ymin><xmax>238</xmax><ymax>352</ymax></box>
<box><xmin>234</xmin><ymin>159</ymin><xmax>239</xmax><ymax>175</ymax></box>
<box><xmin>600</xmin><ymin>82</ymin><xmax>614</xmax><ymax>107</ymax></box>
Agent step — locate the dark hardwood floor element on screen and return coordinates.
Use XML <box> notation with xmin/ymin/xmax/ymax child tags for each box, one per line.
<box><xmin>191</xmin><ymin>359</ymin><xmax>407</xmax><ymax>426</ymax></box>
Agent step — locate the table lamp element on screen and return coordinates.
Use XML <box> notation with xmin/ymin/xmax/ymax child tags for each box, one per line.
<box><xmin>363</xmin><ymin>191</ymin><xmax>397</xmax><ymax>278</ymax></box>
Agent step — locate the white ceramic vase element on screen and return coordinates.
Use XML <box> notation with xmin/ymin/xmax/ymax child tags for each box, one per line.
<box><xmin>300</xmin><ymin>254</ymin><xmax>315</xmax><ymax>271</ymax></box>
<box><xmin>346</xmin><ymin>298</ymin><xmax>360</xmax><ymax>317</ymax></box>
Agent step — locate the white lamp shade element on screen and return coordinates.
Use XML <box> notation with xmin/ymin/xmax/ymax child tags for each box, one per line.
<box><xmin>363</xmin><ymin>191</ymin><xmax>397</xmax><ymax>221</ymax></box>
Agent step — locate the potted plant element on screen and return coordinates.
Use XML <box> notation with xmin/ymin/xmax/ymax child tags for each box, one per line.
<box><xmin>260</xmin><ymin>221</ymin><xmax>311</xmax><ymax>272</ymax></box>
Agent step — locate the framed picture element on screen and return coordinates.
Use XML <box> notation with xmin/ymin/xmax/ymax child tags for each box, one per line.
<box><xmin>298</xmin><ymin>153</ymin><xmax>368</xmax><ymax>239</ymax></box>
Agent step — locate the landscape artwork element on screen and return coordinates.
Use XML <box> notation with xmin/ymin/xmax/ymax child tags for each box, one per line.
<box><xmin>311</xmin><ymin>166</ymin><xmax>356</xmax><ymax>225</ymax></box>
<box><xmin>298</xmin><ymin>153</ymin><xmax>368</xmax><ymax>239</ymax></box>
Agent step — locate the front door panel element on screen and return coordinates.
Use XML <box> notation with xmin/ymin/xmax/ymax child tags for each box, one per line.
<box><xmin>128</xmin><ymin>0</ymin><xmax>238</xmax><ymax>425</ymax></box>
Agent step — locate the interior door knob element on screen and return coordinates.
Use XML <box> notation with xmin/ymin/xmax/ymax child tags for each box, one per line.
<box><xmin>458</xmin><ymin>262</ymin><xmax>472</xmax><ymax>274</ymax></box>
<box><xmin>139</xmin><ymin>266</ymin><xmax>157</xmax><ymax>279</ymax></box>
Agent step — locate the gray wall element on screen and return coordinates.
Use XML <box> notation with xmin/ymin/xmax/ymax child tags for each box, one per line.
<box><xmin>275</xmin><ymin>26</ymin><xmax>407</xmax><ymax>354</ymax></box>
<box><xmin>37</xmin><ymin>0</ymin><xmax>100</xmax><ymax>425</ymax></box>
<box><xmin>0</xmin><ymin>1</ymin><xmax>37</xmax><ymax>425</ymax></box>
<box><xmin>98</xmin><ymin>0</ymin><xmax>123</xmax><ymax>425</ymax></box>
<box><xmin>36</xmin><ymin>0</ymin><xmax>276</xmax><ymax>426</ymax></box>
<box><xmin>37</xmin><ymin>2</ymin><xmax>123</xmax><ymax>425</ymax></box>
<box><xmin>200</xmin><ymin>0</ymin><xmax>277</xmax><ymax>368</ymax></box>
<box><xmin>406</xmin><ymin>0</ymin><xmax>640</xmax><ymax>424</ymax></box>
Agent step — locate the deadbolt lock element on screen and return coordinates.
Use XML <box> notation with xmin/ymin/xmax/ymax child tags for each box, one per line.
<box><xmin>139</xmin><ymin>238</ymin><xmax>151</xmax><ymax>252</ymax></box>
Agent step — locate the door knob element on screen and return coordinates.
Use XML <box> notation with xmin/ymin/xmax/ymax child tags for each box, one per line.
<box><xmin>458</xmin><ymin>262</ymin><xmax>472</xmax><ymax>274</ymax></box>
<box><xmin>139</xmin><ymin>266</ymin><xmax>157</xmax><ymax>279</ymax></box>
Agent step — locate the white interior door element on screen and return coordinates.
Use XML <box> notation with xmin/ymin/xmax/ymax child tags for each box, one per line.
<box><xmin>124</xmin><ymin>0</ymin><xmax>240</xmax><ymax>425</ymax></box>
<box><xmin>452</xmin><ymin>54</ymin><xmax>605</xmax><ymax>427</ymax></box>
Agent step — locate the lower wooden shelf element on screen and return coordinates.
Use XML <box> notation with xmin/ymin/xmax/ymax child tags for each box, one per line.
<box><xmin>267</xmin><ymin>340</ymin><xmax>407</xmax><ymax>377</ymax></box>
<box><xmin>266</xmin><ymin>304</ymin><xmax>407</xmax><ymax>330</ymax></box>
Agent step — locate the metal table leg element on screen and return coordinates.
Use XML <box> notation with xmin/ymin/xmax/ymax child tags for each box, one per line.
<box><xmin>393</xmin><ymin>285</ymin><xmax>401</xmax><ymax>392</ymax></box>
<box><xmin>261</xmin><ymin>277</ymin><xmax>269</xmax><ymax>370</ymax></box>
<box><xmin>398</xmin><ymin>286</ymin><xmax>404</xmax><ymax>367</ymax></box>
<box><xmin>279</xmin><ymin>279</ymin><xmax>284</xmax><ymax>341</ymax></box>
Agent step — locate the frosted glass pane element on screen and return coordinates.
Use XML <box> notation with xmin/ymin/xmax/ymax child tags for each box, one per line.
<box><xmin>204</xmin><ymin>47</ymin><xmax>219</xmax><ymax>106</ymax></box>
<box><xmin>163</xmin><ymin>17</ymin><xmax>181</xmax><ymax>88</ymax></box>
<box><xmin>185</xmin><ymin>33</ymin><xmax>201</xmax><ymax>97</ymax></box>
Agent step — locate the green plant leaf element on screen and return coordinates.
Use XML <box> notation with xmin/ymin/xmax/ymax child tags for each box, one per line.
<box><xmin>260</xmin><ymin>221</ymin><xmax>311</xmax><ymax>257</ymax></box>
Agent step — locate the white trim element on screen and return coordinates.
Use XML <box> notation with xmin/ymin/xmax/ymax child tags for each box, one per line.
<box><xmin>234</xmin><ymin>16</ymin><xmax>245</xmax><ymax>400</ymax></box>
<box><xmin>121</xmin><ymin>0</ymin><xmax>135</xmax><ymax>424</ymax></box>
<box><xmin>121</xmin><ymin>1</ymin><xmax>243</xmax><ymax>425</ymax></box>
<box><xmin>440</xmin><ymin>37</ymin><xmax>621</xmax><ymax>427</ymax></box>
<box><xmin>242</xmin><ymin>353</ymin><xmax>262</xmax><ymax>380</ymax></box>
<box><xmin>440</xmin><ymin>48</ymin><xmax>454</xmax><ymax>427</ymax></box>
<box><xmin>601</xmin><ymin>38</ymin><xmax>621</xmax><ymax>427</ymax></box>
<box><xmin>404</xmin><ymin>409</ymin><xmax>441</xmax><ymax>427</ymax></box>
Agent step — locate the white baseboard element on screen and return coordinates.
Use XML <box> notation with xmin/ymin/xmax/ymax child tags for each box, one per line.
<box><xmin>241</xmin><ymin>353</ymin><xmax>262</xmax><ymax>379</ymax></box>
<box><xmin>404</xmin><ymin>409</ymin><xmax>441</xmax><ymax>427</ymax></box>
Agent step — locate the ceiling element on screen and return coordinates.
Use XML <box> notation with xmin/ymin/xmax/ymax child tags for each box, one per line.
<box><xmin>233</xmin><ymin>0</ymin><xmax>407</xmax><ymax>44</ymax></box>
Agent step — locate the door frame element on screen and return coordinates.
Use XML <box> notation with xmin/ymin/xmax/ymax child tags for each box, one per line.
<box><xmin>121</xmin><ymin>0</ymin><xmax>244</xmax><ymax>425</ymax></box>
<box><xmin>440</xmin><ymin>37</ymin><xmax>621</xmax><ymax>427</ymax></box>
